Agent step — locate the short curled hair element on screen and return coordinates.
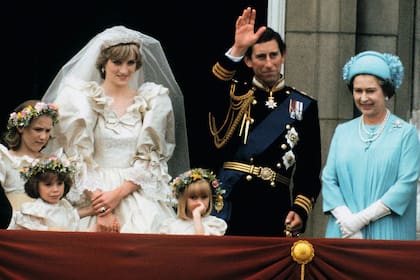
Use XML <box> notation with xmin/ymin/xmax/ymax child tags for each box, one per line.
<box><xmin>96</xmin><ymin>43</ymin><xmax>142</xmax><ymax>79</ymax></box>
<box><xmin>245</xmin><ymin>27</ymin><xmax>286</xmax><ymax>58</ymax></box>
<box><xmin>347</xmin><ymin>76</ymin><xmax>396</xmax><ymax>98</ymax></box>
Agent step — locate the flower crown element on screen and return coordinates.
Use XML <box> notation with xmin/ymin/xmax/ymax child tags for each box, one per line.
<box><xmin>20</xmin><ymin>156</ymin><xmax>76</xmax><ymax>182</ymax></box>
<box><xmin>170</xmin><ymin>168</ymin><xmax>225</xmax><ymax>212</ymax></box>
<box><xmin>7</xmin><ymin>102</ymin><xmax>59</xmax><ymax>130</ymax></box>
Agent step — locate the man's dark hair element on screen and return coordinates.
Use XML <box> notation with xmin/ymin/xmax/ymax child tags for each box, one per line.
<box><xmin>245</xmin><ymin>27</ymin><xmax>286</xmax><ymax>58</ymax></box>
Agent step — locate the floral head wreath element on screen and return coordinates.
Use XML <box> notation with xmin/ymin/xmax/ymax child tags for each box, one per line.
<box><xmin>7</xmin><ymin>102</ymin><xmax>59</xmax><ymax>130</ymax></box>
<box><xmin>342</xmin><ymin>50</ymin><xmax>404</xmax><ymax>90</ymax></box>
<box><xmin>170</xmin><ymin>168</ymin><xmax>225</xmax><ymax>212</ymax></box>
<box><xmin>20</xmin><ymin>156</ymin><xmax>76</xmax><ymax>182</ymax></box>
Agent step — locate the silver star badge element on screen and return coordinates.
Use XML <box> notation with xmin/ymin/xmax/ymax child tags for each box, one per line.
<box><xmin>265</xmin><ymin>97</ymin><xmax>277</xmax><ymax>109</ymax></box>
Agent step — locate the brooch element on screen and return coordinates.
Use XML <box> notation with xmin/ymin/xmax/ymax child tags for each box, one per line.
<box><xmin>392</xmin><ymin>120</ymin><xmax>402</xmax><ymax>128</ymax></box>
<box><xmin>285</xmin><ymin>127</ymin><xmax>299</xmax><ymax>148</ymax></box>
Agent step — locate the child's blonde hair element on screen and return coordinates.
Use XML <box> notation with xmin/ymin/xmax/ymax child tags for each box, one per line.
<box><xmin>169</xmin><ymin>168</ymin><xmax>225</xmax><ymax>219</ymax></box>
<box><xmin>176</xmin><ymin>179</ymin><xmax>213</xmax><ymax>220</ymax></box>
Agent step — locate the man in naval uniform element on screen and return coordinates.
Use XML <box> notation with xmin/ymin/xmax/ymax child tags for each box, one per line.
<box><xmin>208</xmin><ymin>7</ymin><xmax>322</xmax><ymax>237</ymax></box>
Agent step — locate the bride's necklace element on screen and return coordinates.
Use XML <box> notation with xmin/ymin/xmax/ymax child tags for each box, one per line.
<box><xmin>358</xmin><ymin>109</ymin><xmax>390</xmax><ymax>143</ymax></box>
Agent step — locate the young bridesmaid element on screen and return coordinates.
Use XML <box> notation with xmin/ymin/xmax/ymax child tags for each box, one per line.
<box><xmin>160</xmin><ymin>168</ymin><xmax>227</xmax><ymax>235</ymax></box>
<box><xmin>8</xmin><ymin>156</ymin><xmax>119</xmax><ymax>232</ymax></box>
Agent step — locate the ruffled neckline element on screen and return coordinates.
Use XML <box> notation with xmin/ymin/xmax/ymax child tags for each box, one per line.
<box><xmin>83</xmin><ymin>81</ymin><xmax>147</xmax><ymax>127</ymax></box>
<box><xmin>20</xmin><ymin>199</ymin><xmax>69</xmax><ymax>217</ymax></box>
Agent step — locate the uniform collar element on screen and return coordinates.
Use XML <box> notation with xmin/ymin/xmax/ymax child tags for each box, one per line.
<box><xmin>252</xmin><ymin>75</ymin><xmax>285</xmax><ymax>93</ymax></box>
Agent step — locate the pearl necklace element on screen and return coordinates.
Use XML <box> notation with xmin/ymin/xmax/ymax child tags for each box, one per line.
<box><xmin>358</xmin><ymin>109</ymin><xmax>390</xmax><ymax>143</ymax></box>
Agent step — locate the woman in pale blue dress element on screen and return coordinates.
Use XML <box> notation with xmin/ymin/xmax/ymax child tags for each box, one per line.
<box><xmin>322</xmin><ymin>51</ymin><xmax>420</xmax><ymax>240</ymax></box>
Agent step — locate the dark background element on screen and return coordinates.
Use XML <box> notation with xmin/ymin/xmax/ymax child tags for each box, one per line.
<box><xmin>3</xmin><ymin>1</ymin><xmax>267</xmax><ymax>168</ymax></box>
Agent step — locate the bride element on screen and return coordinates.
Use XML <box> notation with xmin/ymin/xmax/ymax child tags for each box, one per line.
<box><xmin>42</xmin><ymin>26</ymin><xmax>189</xmax><ymax>233</ymax></box>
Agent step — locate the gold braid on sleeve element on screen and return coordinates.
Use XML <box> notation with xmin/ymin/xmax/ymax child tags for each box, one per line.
<box><xmin>209</xmin><ymin>83</ymin><xmax>255</xmax><ymax>149</ymax></box>
<box><xmin>212</xmin><ymin>62</ymin><xmax>236</xmax><ymax>81</ymax></box>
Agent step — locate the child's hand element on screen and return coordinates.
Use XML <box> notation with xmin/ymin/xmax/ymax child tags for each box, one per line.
<box><xmin>192</xmin><ymin>202</ymin><xmax>206</xmax><ymax>218</ymax></box>
<box><xmin>192</xmin><ymin>202</ymin><xmax>206</xmax><ymax>235</ymax></box>
<box><xmin>95</xmin><ymin>213</ymin><xmax>120</xmax><ymax>232</ymax></box>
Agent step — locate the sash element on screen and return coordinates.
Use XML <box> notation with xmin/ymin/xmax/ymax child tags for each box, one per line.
<box><xmin>236</xmin><ymin>90</ymin><xmax>311</xmax><ymax>159</ymax></box>
<box><xmin>213</xmin><ymin>90</ymin><xmax>312</xmax><ymax>220</ymax></box>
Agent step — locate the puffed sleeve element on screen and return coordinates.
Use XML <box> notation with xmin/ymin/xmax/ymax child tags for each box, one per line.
<box><xmin>0</xmin><ymin>144</ymin><xmax>33</xmax><ymax>194</ymax></box>
<box><xmin>0</xmin><ymin>145</ymin><xmax>9</xmax><ymax>186</ymax></box>
<box><xmin>203</xmin><ymin>216</ymin><xmax>228</xmax><ymax>236</ymax></box>
<box><xmin>126</xmin><ymin>82</ymin><xmax>176</xmax><ymax>203</ymax></box>
<box><xmin>49</xmin><ymin>77</ymin><xmax>102</xmax><ymax>203</ymax></box>
<box><xmin>12</xmin><ymin>200</ymin><xmax>49</xmax><ymax>230</ymax></box>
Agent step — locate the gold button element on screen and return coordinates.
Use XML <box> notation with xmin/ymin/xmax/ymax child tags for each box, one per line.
<box><xmin>252</xmin><ymin>100</ymin><xmax>257</xmax><ymax>105</ymax></box>
<box><xmin>286</xmin><ymin>124</ymin><xmax>291</xmax><ymax>130</ymax></box>
<box><xmin>276</xmin><ymin>163</ymin><xmax>282</xmax><ymax>169</ymax></box>
<box><xmin>281</xmin><ymin>144</ymin><xmax>287</xmax><ymax>150</ymax></box>
<box><xmin>246</xmin><ymin>175</ymin><xmax>253</xmax><ymax>181</ymax></box>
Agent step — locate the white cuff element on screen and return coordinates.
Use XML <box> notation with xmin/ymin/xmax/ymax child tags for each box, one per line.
<box><xmin>360</xmin><ymin>200</ymin><xmax>391</xmax><ymax>222</ymax></box>
<box><xmin>331</xmin><ymin>205</ymin><xmax>352</xmax><ymax>220</ymax></box>
<box><xmin>225</xmin><ymin>48</ymin><xmax>243</xmax><ymax>62</ymax></box>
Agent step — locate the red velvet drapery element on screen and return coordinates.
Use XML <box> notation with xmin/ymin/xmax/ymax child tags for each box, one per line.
<box><xmin>0</xmin><ymin>230</ymin><xmax>419</xmax><ymax>280</ymax></box>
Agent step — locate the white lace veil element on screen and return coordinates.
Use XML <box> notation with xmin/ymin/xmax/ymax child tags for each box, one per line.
<box><xmin>42</xmin><ymin>25</ymin><xmax>190</xmax><ymax>176</ymax></box>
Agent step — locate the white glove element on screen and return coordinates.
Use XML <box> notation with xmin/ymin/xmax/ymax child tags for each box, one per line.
<box><xmin>338</xmin><ymin>213</ymin><xmax>366</xmax><ymax>238</ymax></box>
<box><xmin>338</xmin><ymin>200</ymin><xmax>391</xmax><ymax>238</ymax></box>
<box><xmin>361</xmin><ymin>200</ymin><xmax>391</xmax><ymax>221</ymax></box>
<box><xmin>332</xmin><ymin>205</ymin><xmax>363</xmax><ymax>238</ymax></box>
<box><xmin>331</xmin><ymin>205</ymin><xmax>352</xmax><ymax>220</ymax></box>
<box><xmin>347</xmin><ymin>231</ymin><xmax>363</xmax><ymax>239</ymax></box>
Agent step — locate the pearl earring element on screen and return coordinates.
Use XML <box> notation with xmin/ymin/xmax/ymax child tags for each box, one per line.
<box><xmin>385</xmin><ymin>96</ymin><xmax>389</xmax><ymax>101</ymax></box>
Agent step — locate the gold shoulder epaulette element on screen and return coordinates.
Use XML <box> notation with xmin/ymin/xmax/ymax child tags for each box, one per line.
<box><xmin>212</xmin><ymin>62</ymin><xmax>236</xmax><ymax>81</ymax></box>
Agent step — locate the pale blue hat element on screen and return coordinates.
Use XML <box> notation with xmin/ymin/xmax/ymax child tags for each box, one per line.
<box><xmin>342</xmin><ymin>51</ymin><xmax>404</xmax><ymax>90</ymax></box>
